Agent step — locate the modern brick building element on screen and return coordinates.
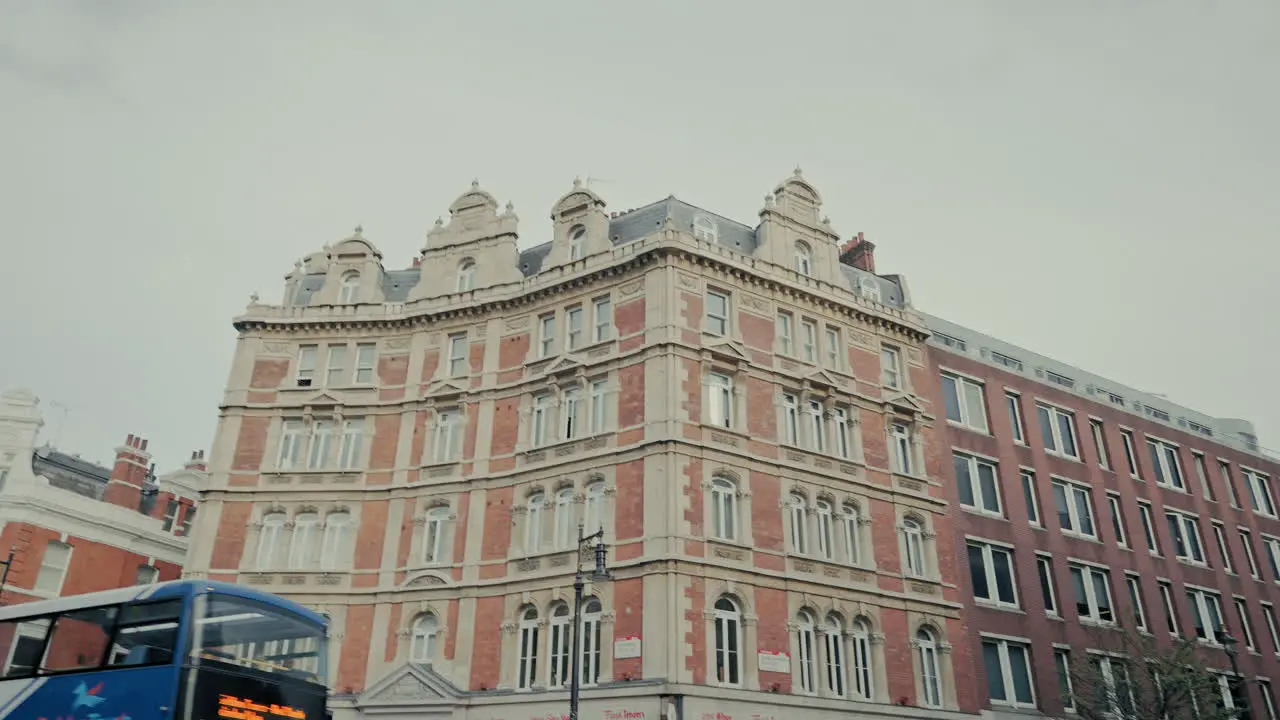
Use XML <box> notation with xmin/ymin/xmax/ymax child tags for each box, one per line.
<box><xmin>923</xmin><ymin>313</ymin><xmax>1280</xmax><ymax>720</ymax></box>
<box><xmin>186</xmin><ymin>173</ymin><xmax>979</xmax><ymax>720</ymax></box>
<box><xmin>0</xmin><ymin>388</ymin><xmax>205</xmax><ymax>605</ymax></box>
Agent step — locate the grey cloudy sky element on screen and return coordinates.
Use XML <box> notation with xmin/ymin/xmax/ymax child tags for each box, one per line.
<box><xmin>2</xmin><ymin>0</ymin><xmax>1277</xmax><ymax>471</ymax></box>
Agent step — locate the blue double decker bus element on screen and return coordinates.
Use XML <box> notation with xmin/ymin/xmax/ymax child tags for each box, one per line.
<box><xmin>0</xmin><ymin>580</ymin><xmax>328</xmax><ymax>720</ymax></box>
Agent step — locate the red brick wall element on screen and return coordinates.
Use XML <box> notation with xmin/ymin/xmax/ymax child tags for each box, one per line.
<box><xmin>211</xmin><ymin>503</ymin><xmax>251</xmax><ymax>569</ymax></box>
<box><xmin>0</xmin><ymin>522</ymin><xmax>181</xmax><ymax>601</ymax></box>
<box><xmin>470</xmin><ymin>596</ymin><xmax>504</xmax><ymax>690</ymax></box>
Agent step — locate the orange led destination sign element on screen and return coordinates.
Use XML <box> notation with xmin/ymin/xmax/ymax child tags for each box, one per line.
<box><xmin>217</xmin><ymin>695</ymin><xmax>307</xmax><ymax>720</ymax></box>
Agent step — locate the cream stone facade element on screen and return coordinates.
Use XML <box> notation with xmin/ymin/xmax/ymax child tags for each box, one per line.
<box><xmin>188</xmin><ymin>172</ymin><xmax>981</xmax><ymax>720</ymax></box>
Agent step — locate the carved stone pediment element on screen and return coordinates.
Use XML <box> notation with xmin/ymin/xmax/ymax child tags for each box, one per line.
<box><xmin>357</xmin><ymin>663</ymin><xmax>459</xmax><ymax>706</ymax></box>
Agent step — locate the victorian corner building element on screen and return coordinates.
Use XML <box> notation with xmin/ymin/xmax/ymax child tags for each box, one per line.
<box><xmin>185</xmin><ymin>172</ymin><xmax>1280</xmax><ymax>720</ymax></box>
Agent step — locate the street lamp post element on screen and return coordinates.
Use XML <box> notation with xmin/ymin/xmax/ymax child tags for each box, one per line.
<box><xmin>0</xmin><ymin>547</ymin><xmax>16</xmax><ymax>606</ymax></box>
<box><xmin>1220</xmin><ymin>631</ymin><xmax>1249</xmax><ymax>718</ymax></box>
<box><xmin>569</xmin><ymin>523</ymin><xmax>610</xmax><ymax>720</ymax></box>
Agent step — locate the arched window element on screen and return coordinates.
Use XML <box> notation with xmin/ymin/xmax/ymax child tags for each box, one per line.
<box><xmin>825</xmin><ymin>614</ymin><xmax>847</xmax><ymax>697</ymax></box>
<box><xmin>902</xmin><ymin>518</ymin><xmax>926</xmax><ymax>577</ymax></box>
<box><xmin>580</xmin><ymin>597</ymin><xmax>602</xmax><ymax>686</ymax></box>
<box><xmin>288</xmin><ymin>513</ymin><xmax>319</xmax><ymax>569</ymax></box>
<box><xmin>713</xmin><ymin>597</ymin><xmax>742</xmax><ymax>687</ymax></box>
<box><xmin>789</xmin><ymin>493</ymin><xmax>808</xmax><ymax>554</ymax></box>
<box><xmin>795</xmin><ymin>611</ymin><xmax>817</xmax><ymax>694</ymax></box>
<box><xmin>693</xmin><ymin>215</ymin><xmax>718</xmax><ymax>242</ymax></box>
<box><xmin>516</xmin><ymin>607</ymin><xmax>539</xmax><ymax>690</ymax></box>
<box><xmin>569</xmin><ymin>225</ymin><xmax>587</xmax><ymax>261</ymax></box>
<box><xmin>710</xmin><ymin>477</ymin><xmax>738</xmax><ymax>541</ymax></box>
<box><xmin>457</xmin><ymin>260</ymin><xmax>476</xmax><ymax>292</ymax></box>
<box><xmin>256</xmin><ymin>513</ymin><xmax>286</xmax><ymax>568</ymax></box>
<box><xmin>319</xmin><ymin>512</ymin><xmax>351</xmax><ymax>570</ymax></box>
<box><xmin>548</xmin><ymin>603</ymin><xmax>571</xmax><ymax>687</ymax></box>
<box><xmin>851</xmin><ymin>618</ymin><xmax>873</xmax><ymax>700</ymax></box>
<box><xmin>794</xmin><ymin>242</ymin><xmax>812</xmax><ymax>276</ymax></box>
<box><xmin>843</xmin><ymin>503</ymin><xmax>861</xmax><ymax>565</ymax></box>
<box><xmin>525</xmin><ymin>493</ymin><xmax>544</xmax><ymax>551</ymax></box>
<box><xmin>422</xmin><ymin>506</ymin><xmax>450</xmax><ymax>564</ymax></box>
<box><xmin>584</xmin><ymin>481</ymin><xmax>606</xmax><ymax>541</ymax></box>
<box><xmin>410</xmin><ymin>614</ymin><xmax>438</xmax><ymax>665</ymax></box>
<box><xmin>917</xmin><ymin>627</ymin><xmax>942</xmax><ymax>707</ymax></box>
<box><xmin>338</xmin><ymin>272</ymin><xmax>360</xmax><ymax>304</ymax></box>
<box><xmin>815</xmin><ymin>500</ymin><xmax>834</xmax><ymax>561</ymax></box>
<box><xmin>554</xmin><ymin>488</ymin><xmax>576</xmax><ymax>549</ymax></box>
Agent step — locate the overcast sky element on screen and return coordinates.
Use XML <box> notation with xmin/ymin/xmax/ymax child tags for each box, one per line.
<box><xmin>2</xmin><ymin>1</ymin><xmax>1277</xmax><ymax>471</ymax></box>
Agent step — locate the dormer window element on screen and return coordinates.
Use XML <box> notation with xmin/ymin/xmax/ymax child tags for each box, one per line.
<box><xmin>693</xmin><ymin>216</ymin><xmax>718</xmax><ymax>242</ymax></box>
<box><xmin>794</xmin><ymin>241</ymin><xmax>812</xmax><ymax>276</ymax></box>
<box><xmin>338</xmin><ymin>272</ymin><xmax>360</xmax><ymax>304</ymax></box>
<box><xmin>457</xmin><ymin>260</ymin><xmax>476</xmax><ymax>292</ymax></box>
<box><xmin>569</xmin><ymin>226</ymin><xmax>587</xmax><ymax>261</ymax></box>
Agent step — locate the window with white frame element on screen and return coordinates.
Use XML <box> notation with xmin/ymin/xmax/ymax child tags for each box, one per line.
<box><xmin>1192</xmin><ymin>452</ymin><xmax>1214</xmax><ymax>501</ymax></box>
<box><xmin>278</xmin><ymin>421</ymin><xmax>304</xmax><ymax>470</ymax></box>
<box><xmin>422</xmin><ymin>506</ymin><xmax>449</xmax><ymax>564</ymax></box>
<box><xmin>516</xmin><ymin>607</ymin><xmax>539</xmax><ymax>690</ymax></box>
<box><xmin>1157</xmin><ymin>580</ymin><xmax>1178</xmax><ymax>634</ymax></box>
<box><xmin>778</xmin><ymin>312</ymin><xmax>794</xmax><ymax>356</ymax></box>
<box><xmin>782</xmin><ymin>394</ymin><xmax>799</xmax><ymax>445</ymax></box>
<box><xmin>710</xmin><ymin>476</ymin><xmax>738</xmax><ymax>542</ymax></box>
<box><xmin>833</xmin><ymin>407</ymin><xmax>852</xmax><ymax>459</ymax></box>
<box><xmin>712</xmin><ymin>597</ymin><xmax>742</xmax><ymax>686</ymax></box>
<box><xmin>579</xmin><ymin>598</ymin><xmax>603</xmax><ymax>686</ymax></box>
<box><xmin>1137</xmin><ymin>501</ymin><xmax>1159</xmax><ymax>554</ymax></box>
<box><xmin>354</xmin><ymin>343</ymin><xmax>376</xmax><ymax>384</ymax></box>
<box><xmin>530</xmin><ymin>394</ymin><xmax>551</xmax><ymax>448</ymax></box>
<box><xmin>916</xmin><ymin>628</ymin><xmax>942</xmax><ymax>708</ymax></box>
<box><xmin>566</xmin><ymin>307</ymin><xmax>584</xmax><ymax>351</ymax></box>
<box><xmin>548</xmin><ymin>603</ymin><xmax>571</xmax><ymax>688</ymax></box>
<box><xmin>1261</xmin><ymin>603</ymin><xmax>1280</xmax><ymax>654</ymax></box>
<box><xmin>296</xmin><ymin>345</ymin><xmax>318</xmax><ymax>387</ymax></box>
<box><xmin>968</xmin><ymin>541</ymin><xmax>1018</xmax><ymax>607</ymax></box>
<box><xmin>1263</xmin><ymin>535</ymin><xmax>1280</xmax><ymax>580</ymax></box>
<box><xmin>325</xmin><ymin>346</ymin><xmax>347</xmax><ymax>387</ymax></box>
<box><xmin>801</xmin><ymin>319</ymin><xmax>818</xmax><ymax>363</ymax></box>
<box><xmin>1054</xmin><ymin>649</ymin><xmax>1075</xmax><ymax>713</ymax></box>
<box><xmin>824</xmin><ymin>327</ymin><xmax>841</xmax><ymax>370</ymax></box>
<box><xmin>788</xmin><ymin>493</ymin><xmax>808</xmax><ymax>554</ymax></box>
<box><xmin>890</xmin><ymin>422</ymin><xmax>913</xmax><ymax>475</ymax></box>
<box><xmin>1107</xmin><ymin>494</ymin><xmax>1128</xmax><ymax>548</ymax></box>
<box><xmin>448</xmin><ymin>333</ymin><xmax>468</xmax><ymax>376</ymax></box>
<box><xmin>1185</xmin><ymin>587</ymin><xmax>1224</xmax><ymax>642</ymax></box>
<box><xmin>457</xmin><ymin>260</ymin><xmax>476</xmax><ymax>292</ymax></box>
<box><xmin>941</xmin><ymin>373</ymin><xmax>988</xmax><ymax>433</ymax></box>
<box><xmin>411</xmin><ymin>614</ymin><xmax>439</xmax><ymax>665</ymax></box>
<box><xmin>589</xmin><ymin>380</ymin><xmax>608</xmax><ymax>434</ymax></box>
<box><xmin>796</xmin><ymin>610</ymin><xmax>817</xmax><ymax>694</ymax></box>
<box><xmin>1240</xmin><ymin>529</ymin><xmax>1261</xmax><ymax>578</ymax></box>
<box><xmin>881</xmin><ymin>347</ymin><xmax>901</xmax><ymax>390</ymax></box>
<box><xmin>288</xmin><ymin>512</ymin><xmax>319</xmax><ymax>568</ymax></box>
<box><xmin>1165</xmin><ymin>510</ymin><xmax>1206</xmax><ymax>565</ymax></box>
<box><xmin>815</xmin><ymin>500</ymin><xmax>834</xmax><ymax>561</ymax></box>
<box><xmin>1090</xmin><ymin>419</ymin><xmax>1111</xmax><ymax>470</ymax></box>
<box><xmin>319</xmin><ymin>512</ymin><xmax>352</xmax><ymax>570</ymax></box>
<box><xmin>705</xmin><ymin>290</ymin><xmax>729</xmax><ymax>336</ymax></box>
<box><xmin>902</xmin><ymin>517</ymin><xmax>927</xmax><ymax>578</ymax></box>
<box><xmin>306</xmin><ymin>420</ymin><xmax>335</xmax><ymax>469</ymax></box>
<box><xmin>433</xmin><ymin>410</ymin><xmax>462</xmax><ymax>463</ymax></box>
<box><xmin>34</xmin><ymin>541</ymin><xmax>71</xmax><ymax>594</ymax></box>
<box><xmin>997</xmin><ymin>395</ymin><xmax>1025</xmax><ymax>449</ymax></box>
<box><xmin>583</xmin><ymin>481</ymin><xmax>605</xmax><ymax>539</ymax></box>
<box><xmin>338</xmin><ymin>419</ymin><xmax>364</xmax><ymax>470</ymax></box>
<box><xmin>593</xmin><ymin>297</ymin><xmax>613</xmax><ymax>342</ymax></box>
<box><xmin>1260</xmin><ymin>679</ymin><xmax>1278</xmax><ymax>720</ymax></box>
<box><xmin>1037</xmin><ymin>404</ymin><xmax>1079</xmax><ymax>459</ymax></box>
<box><xmin>1233</xmin><ymin>597</ymin><xmax>1256</xmax><ymax>651</ymax></box>
<box><xmin>794</xmin><ymin>241</ymin><xmax>813</xmax><ymax>276</ymax></box>
<box><xmin>1146</xmin><ymin>438</ymin><xmax>1186</xmax><ymax>491</ymax></box>
<box><xmin>707</xmin><ymin>373</ymin><xmax>733</xmax><ymax>428</ymax></box>
<box><xmin>338</xmin><ymin>272</ymin><xmax>359</xmax><ymax>304</ymax></box>
<box><xmin>1212</xmin><ymin>523</ymin><xmax>1234</xmax><ymax>573</ymax></box>
<box><xmin>807</xmin><ymin>400</ymin><xmax>826</xmax><ymax>452</ymax></box>
<box><xmin>563</xmin><ymin>388</ymin><xmax>581</xmax><ymax>440</ymax></box>
<box><xmin>693</xmin><ymin>215</ymin><xmax>718</xmax><ymax>242</ymax></box>
<box><xmin>954</xmin><ymin>452</ymin><xmax>1002</xmax><ymax>516</ymax></box>
<box><xmin>1221</xmin><ymin>461</ymin><xmax>1242</xmax><ymax>507</ymax></box>
<box><xmin>1051</xmin><ymin>479</ymin><xmax>1096</xmax><ymax>538</ymax></box>
<box><xmin>569</xmin><ymin>226</ymin><xmax>587</xmax><ymax>261</ymax></box>
<box><xmin>1021</xmin><ymin>470</ymin><xmax>1040</xmax><ymax>526</ymax></box>
<box><xmin>525</xmin><ymin>493</ymin><xmax>545</xmax><ymax>551</ymax></box>
<box><xmin>1120</xmin><ymin>429</ymin><xmax>1139</xmax><ymax>478</ymax></box>
<box><xmin>1090</xmin><ymin>655</ymin><xmax>1134</xmax><ymax>719</ymax></box>
<box><xmin>1245</xmin><ymin>468</ymin><xmax>1278</xmax><ymax>518</ymax></box>
<box><xmin>1037</xmin><ymin>555</ymin><xmax>1058</xmax><ymax>616</ymax></box>
<box><xmin>823</xmin><ymin>614</ymin><xmax>846</xmax><ymax>697</ymax></box>
<box><xmin>850</xmin><ymin>618</ymin><xmax>873</xmax><ymax>701</ymax></box>
<box><xmin>554</xmin><ymin>489</ymin><xmax>576</xmax><ymax>549</ymax></box>
<box><xmin>161</xmin><ymin>499</ymin><xmax>179</xmax><ymax>532</ymax></box>
<box><xmin>538</xmin><ymin>313</ymin><xmax>556</xmax><ymax>358</ymax></box>
<box><xmin>982</xmin><ymin>638</ymin><xmax>1035</xmax><ymax>709</ymax></box>
<box><xmin>842</xmin><ymin>503</ymin><xmax>861</xmax><ymax>565</ymax></box>
<box><xmin>1124</xmin><ymin>574</ymin><xmax>1148</xmax><ymax>631</ymax></box>
<box><xmin>135</xmin><ymin>564</ymin><xmax>158</xmax><ymax>585</ymax></box>
<box><xmin>1068</xmin><ymin>563</ymin><xmax>1114</xmax><ymax>624</ymax></box>
<box><xmin>256</xmin><ymin>513</ymin><xmax>286</xmax><ymax>568</ymax></box>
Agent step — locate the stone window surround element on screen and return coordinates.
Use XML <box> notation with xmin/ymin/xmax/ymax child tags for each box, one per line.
<box><xmin>782</xmin><ymin>484</ymin><xmax>875</xmax><ymax>570</ymax></box>
<box><xmin>908</xmin><ymin>617</ymin><xmax>957</xmax><ymax>710</ymax></box>
<box><xmin>246</xmin><ymin>502</ymin><xmax>359</xmax><ymax>572</ymax></box>
<box><xmin>788</xmin><ymin>601</ymin><xmax>888</xmax><ymax>703</ymax></box>
<box><xmin>896</xmin><ymin>505</ymin><xmax>941</xmax><ymax>583</ymax></box>
<box><xmin>776</xmin><ymin>384</ymin><xmax>865</xmax><ymax>462</ymax></box>
<box><xmin>408</xmin><ymin>496</ymin><xmax>459</xmax><ymax>568</ymax></box>
<box><xmin>267</xmin><ymin>410</ymin><xmax>372</xmax><ymax>474</ymax></box>
<box><xmin>497</xmin><ymin>587</ymin><xmax>618</xmax><ymax>692</ymax></box>
<box><xmin>510</xmin><ymin>473</ymin><xmax>617</xmax><ymax>559</ymax></box>
<box><xmin>516</xmin><ymin>374</ymin><xmax>619</xmax><ymax>453</ymax></box>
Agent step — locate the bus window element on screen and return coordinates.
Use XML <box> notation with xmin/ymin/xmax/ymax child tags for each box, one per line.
<box><xmin>1</xmin><ymin>618</ymin><xmax>51</xmax><ymax>678</ymax></box>
<box><xmin>41</xmin><ymin>606</ymin><xmax>117</xmax><ymax>673</ymax></box>
<box><xmin>193</xmin><ymin>594</ymin><xmax>326</xmax><ymax>684</ymax></box>
<box><xmin>107</xmin><ymin>600</ymin><xmax>182</xmax><ymax>667</ymax></box>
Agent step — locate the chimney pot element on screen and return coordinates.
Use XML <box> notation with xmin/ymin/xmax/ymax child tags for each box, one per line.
<box><xmin>140</xmin><ymin>438</ymin><xmax>149</xmax><ymax>452</ymax></box>
<box><xmin>126</xmin><ymin>433</ymin><xmax>135</xmax><ymax>446</ymax></box>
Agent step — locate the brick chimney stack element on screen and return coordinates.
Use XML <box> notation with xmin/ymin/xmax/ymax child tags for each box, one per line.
<box><xmin>184</xmin><ymin>449</ymin><xmax>207</xmax><ymax>472</ymax></box>
<box><xmin>104</xmin><ymin>433</ymin><xmax>152</xmax><ymax>509</ymax></box>
<box><xmin>838</xmin><ymin>232</ymin><xmax>877</xmax><ymax>273</ymax></box>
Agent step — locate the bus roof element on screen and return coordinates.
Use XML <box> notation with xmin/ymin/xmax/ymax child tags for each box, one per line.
<box><xmin>0</xmin><ymin>579</ymin><xmax>328</xmax><ymax>626</ymax></box>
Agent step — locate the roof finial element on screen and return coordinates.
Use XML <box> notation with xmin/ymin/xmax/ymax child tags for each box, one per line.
<box><xmin>434</xmin><ymin>216</ymin><xmax>443</xmax><ymax>227</ymax></box>
<box><xmin>505</xmin><ymin>200</ymin><xmax>514</xmax><ymax>213</ymax></box>
<box><xmin>794</xmin><ymin>165</ymin><xmax>804</xmax><ymax>177</ymax></box>
<box><xmin>573</xmin><ymin>176</ymin><xmax>583</xmax><ymax>189</ymax></box>
<box><xmin>353</xmin><ymin>224</ymin><xmax>363</xmax><ymax>237</ymax></box>
<box><xmin>471</xmin><ymin>178</ymin><xmax>480</xmax><ymax>190</ymax></box>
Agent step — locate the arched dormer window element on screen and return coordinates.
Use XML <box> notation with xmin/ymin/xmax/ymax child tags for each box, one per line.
<box><xmin>410</xmin><ymin>613</ymin><xmax>439</xmax><ymax>665</ymax></box>
<box><xmin>338</xmin><ymin>271</ymin><xmax>360</xmax><ymax>304</ymax></box>
<box><xmin>693</xmin><ymin>216</ymin><xmax>718</xmax><ymax>242</ymax></box>
<box><xmin>794</xmin><ymin>241</ymin><xmax>813</xmax><ymax>276</ymax></box>
<box><xmin>569</xmin><ymin>225</ymin><xmax>587</xmax><ymax>261</ymax></box>
<box><xmin>457</xmin><ymin>260</ymin><xmax>476</xmax><ymax>292</ymax></box>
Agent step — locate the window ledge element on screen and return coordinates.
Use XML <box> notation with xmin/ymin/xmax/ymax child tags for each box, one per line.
<box><xmin>947</xmin><ymin>420</ymin><xmax>993</xmax><ymax>437</ymax></box>
<box><xmin>961</xmin><ymin>506</ymin><xmax>1007</xmax><ymax>521</ymax></box>
<box><xmin>974</xmin><ymin>601</ymin><xmax>1024</xmax><ymax>615</ymax></box>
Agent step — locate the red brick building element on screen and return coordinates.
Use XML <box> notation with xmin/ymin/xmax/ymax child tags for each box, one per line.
<box><xmin>0</xmin><ymin>388</ymin><xmax>204</xmax><ymax>605</ymax></box>
<box><xmin>923</xmin><ymin>312</ymin><xmax>1280</xmax><ymax>720</ymax></box>
<box><xmin>187</xmin><ymin>174</ymin><xmax>978</xmax><ymax>720</ymax></box>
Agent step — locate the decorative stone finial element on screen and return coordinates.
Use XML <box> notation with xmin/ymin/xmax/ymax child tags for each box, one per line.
<box><xmin>434</xmin><ymin>216</ymin><xmax>443</xmax><ymax>227</ymax></box>
<box><xmin>353</xmin><ymin>224</ymin><xmax>363</xmax><ymax>237</ymax></box>
<box><xmin>573</xmin><ymin>176</ymin><xmax>583</xmax><ymax>189</ymax></box>
<box><xmin>505</xmin><ymin>201</ymin><xmax>514</xmax><ymax>213</ymax></box>
<box><xmin>822</xmin><ymin>216</ymin><xmax>830</xmax><ymax>225</ymax></box>
<box><xmin>794</xmin><ymin>166</ymin><xmax>804</xmax><ymax>177</ymax></box>
<box><xmin>471</xmin><ymin>178</ymin><xmax>480</xmax><ymax>190</ymax></box>
<box><xmin>249</xmin><ymin>291</ymin><xmax>260</xmax><ymax>305</ymax></box>
<box><xmin>662</xmin><ymin>212</ymin><xmax>676</xmax><ymax>231</ymax></box>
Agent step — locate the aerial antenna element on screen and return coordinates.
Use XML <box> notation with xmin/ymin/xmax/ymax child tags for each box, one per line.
<box><xmin>48</xmin><ymin>401</ymin><xmax>70</xmax><ymax>448</ymax></box>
